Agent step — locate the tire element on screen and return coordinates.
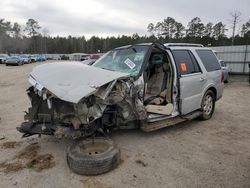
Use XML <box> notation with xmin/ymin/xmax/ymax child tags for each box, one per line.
<box><xmin>66</xmin><ymin>138</ymin><xmax>120</xmax><ymax>175</ymax></box>
<box><xmin>199</xmin><ymin>90</ymin><xmax>215</xmax><ymax>120</ymax></box>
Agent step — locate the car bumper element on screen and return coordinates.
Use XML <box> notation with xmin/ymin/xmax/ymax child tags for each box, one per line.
<box><xmin>6</xmin><ymin>61</ymin><xmax>20</xmax><ymax>65</ymax></box>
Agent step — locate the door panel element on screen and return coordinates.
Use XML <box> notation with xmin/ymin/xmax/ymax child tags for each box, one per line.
<box><xmin>180</xmin><ymin>73</ymin><xmax>206</xmax><ymax>114</ymax></box>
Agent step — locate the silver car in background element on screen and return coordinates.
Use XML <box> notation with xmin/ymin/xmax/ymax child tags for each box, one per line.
<box><xmin>219</xmin><ymin>60</ymin><xmax>229</xmax><ymax>83</ymax></box>
<box><xmin>20</xmin><ymin>55</ymin><xmax>31</xmax><ymax>64</ymax></box>
<box><xmin>5</xmin><ymin>56</ymin><xmax>24</xmax><ymax>66</ymax></box>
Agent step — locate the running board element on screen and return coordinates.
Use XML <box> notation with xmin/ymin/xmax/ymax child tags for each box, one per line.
<box><xmin>141</xmin><ymin>111</ymin><xmax>201</xmax><ymax>132</ymax></box>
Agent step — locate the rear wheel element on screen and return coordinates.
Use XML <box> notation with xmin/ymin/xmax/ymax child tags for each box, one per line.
<box><xmin>67</xmin><ymin>138</ymin><xmax>120</xmax><ymax>175</ymax></box>
<box><xmin>199</xmin><ymin>90</ymin><xmax>215</xmax><ymax>120</ymax></box>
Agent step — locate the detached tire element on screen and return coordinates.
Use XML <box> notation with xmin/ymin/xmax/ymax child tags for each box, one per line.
<box><xmin>199</xmin><ymin>90</ymin><xmax>215</xmax><ymax>120</ymax></box>
<box><xmin>67</xmin><ymin>138</ymin><xmax>120</xmax><ymax>175</ymax></box>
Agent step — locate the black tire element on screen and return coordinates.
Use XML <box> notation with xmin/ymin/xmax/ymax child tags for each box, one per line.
<box><xmin>67</xmin><ymin>138</ymin><xmax>120</xmax><ymax>175</ymax></box>
<box><xmin>199</xmin><ymin>90</ymin><xmax>215</xmax><ymax>120</ymax></box>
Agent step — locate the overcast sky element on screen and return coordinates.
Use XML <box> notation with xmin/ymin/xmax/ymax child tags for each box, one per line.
<box><xmin>1</xmin><ymin>0</ymin><xmax>250</xmax><ymax>38</ymax></box>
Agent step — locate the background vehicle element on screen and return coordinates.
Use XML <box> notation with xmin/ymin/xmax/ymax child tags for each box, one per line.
<box><xmin>36</xmin><ymin>54</ymin><xmax>46</xmax><ymax>61</ymax></box>
<box><xmin>30</xmin><ymin>55</ymin><xmax>37</xmax><ymax>63</ymax></box>
<box><xmin>5</xmin><ymin>56</ymin><xmax>24</xmax><ymax>66</ymax></box>
<box><xmin>60</xmin><ymin>55</ymin><xmax>70</xmax><ymax>60</ymax></box>
<box><xmin>219</xmin><ymin>60</ymin><xmax>229</xmax><ymax>83</ymax></box>
<box><xmin>0</xmin><ymin>54</ymin><xmax>8</xmax><ymax>64</ymax></box>
<box><xmin>19</xmin><ymin>54</ymin><xmax>31</xmax><ymax>64</ymax></box>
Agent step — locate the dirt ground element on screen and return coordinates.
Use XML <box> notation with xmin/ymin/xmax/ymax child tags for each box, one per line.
<box><xmin>0</xmin><ymin>62</ymin><xmax>250</xmax><ymax>188</ymax></box>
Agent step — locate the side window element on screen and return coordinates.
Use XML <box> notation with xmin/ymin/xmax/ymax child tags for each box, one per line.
<box><xmin>172</xmin><ymin>50</ymin><xmax>201</xmax><ymax>75</ymax></box>
<box><xmin>189</xmin><ymin>51</ymin><xmax>201</xmax><ymax>73</ymax></box>
<box><xmin>196</xmin><ymin>50</ymin><xmax>221</xmax><ymax>72</ymax></box>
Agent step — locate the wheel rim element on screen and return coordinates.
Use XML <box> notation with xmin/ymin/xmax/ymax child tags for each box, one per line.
<box><xmin>203</xmin><ymin>95</ymin><xmax>213</xmax><ymax>115</ymax></box>
<box><xmin>78</xmin><ymin>141</ymin><xmax>109</xmax><ymax>156</ymax></box>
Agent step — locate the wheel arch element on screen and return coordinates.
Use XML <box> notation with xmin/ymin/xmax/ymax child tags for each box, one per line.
<box><xmin>207</xmin><ymin>86</ymin><xmax>217</xmax><ymax>99</ymax></box>
<box><xmin>199</xmin><ymin>85</ymin><xmax>217</xmax><ymax>108</ymax></box>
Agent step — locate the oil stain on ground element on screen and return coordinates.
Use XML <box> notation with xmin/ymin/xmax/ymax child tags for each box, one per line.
<box><xmin>0</xmin><ymin>161</ymin><xmax>24</xmax><ymax>173</ymax></box>
<box><xmin>81</xmin><ymin>179</ymin><xmax>106</xmax><ymax>188</ymax></box>
<box><xmin>0</xmin><ymin>143</ymin><xmax>55</xmax><ymax>173</ymax></box>
<box><xmin>1</xmin><ymin>141</ymin><xmax>22</xmax><ymax>149</ymax></box>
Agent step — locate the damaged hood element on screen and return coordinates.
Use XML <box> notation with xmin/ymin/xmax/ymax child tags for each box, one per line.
<box><xmin>29</xmin><ymin>62</ymin><xmax>128</xmax><ymax>103</ymax></box>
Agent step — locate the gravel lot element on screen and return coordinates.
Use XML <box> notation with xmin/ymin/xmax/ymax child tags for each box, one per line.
<box><xmin>0</xmin><ymin>62</ymin><xmax>250</xmax><ymax>188</ymax></box>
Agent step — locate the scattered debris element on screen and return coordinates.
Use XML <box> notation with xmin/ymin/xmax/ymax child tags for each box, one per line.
<box><xmin>1</xmin><ymin>141</ymin><xmax>22</xmax><ymax>149</ymax></box>
<box><xmin>0</xmin><ymin>161</ymin><xmax>24</xmax><ymax>173</ymax></box>
<box><xmin>26</xmin><ymin>154</ymin><xmax>55</xmax><ymax>172</ymax></box>
<box><xmin>135</xmin><ymin>159</ymin><xmax>148</xmax><ymax>167</ymax></box>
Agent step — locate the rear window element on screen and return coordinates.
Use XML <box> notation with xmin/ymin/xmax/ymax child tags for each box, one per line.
<box><xmin>196</xmin><ymin>50</ymin><xmax>221</xmax><ymax>72</ymax></box>
<box><xmin>172</xmin><ymin>50</ymin><xmax>201</xmax><ymax>75</ymax></box>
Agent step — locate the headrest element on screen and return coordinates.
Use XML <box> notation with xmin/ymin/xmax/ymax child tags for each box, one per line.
<box><xmin>150</xmin><ymin>54</ymin><xmax>163</xmax><ymax>65</ymax></box>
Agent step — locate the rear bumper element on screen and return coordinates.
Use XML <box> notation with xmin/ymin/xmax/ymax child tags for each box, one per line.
<box><xmin>216</xmin><ymin>83</ymin><xmax>224</xmax><ymax>101</ymax></box>
<box><xmin>6</xmin><ymin>62</ymin><xmax>20</xmax><ymax>65</ymax></box>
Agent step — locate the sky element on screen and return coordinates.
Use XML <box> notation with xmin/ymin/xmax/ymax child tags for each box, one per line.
<box><xmin>1</xmin><ymin>0</ymin><xmax>250</xmax><ymax>38</ymax></box>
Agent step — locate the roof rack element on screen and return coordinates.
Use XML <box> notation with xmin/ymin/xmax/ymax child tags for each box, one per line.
<box><xmin>164</xmin><ymin>43</ymin><xmax>204</xmax><ymax>47</ymax></box>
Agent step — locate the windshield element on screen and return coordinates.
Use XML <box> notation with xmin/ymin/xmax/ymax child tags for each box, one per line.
<box><xmin>9</xmin><ymin>56</ymin><xmax>19</xmax><ymax>59</ymax></box>
<box><xmin>93</xmin><ymin>45</ymin><xmax>149</xmax><ymax>76</ymax></box>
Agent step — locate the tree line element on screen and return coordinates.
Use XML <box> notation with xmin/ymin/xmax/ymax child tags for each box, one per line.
<box><xmin>0</xmin><ymin>16</ymin><xmax>250</xmax><ymax>54</ymax></box>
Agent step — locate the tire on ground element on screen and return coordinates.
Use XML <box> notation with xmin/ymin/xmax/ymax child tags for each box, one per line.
<box><xmin>66</xmin><ymin>137</ymin><xmax>120</xmax><ymax>175</ymax></box>
<box><xmin>199</xmin><ymin>90</ymin><xmax>216</xmax><ymax>120</ymax></box>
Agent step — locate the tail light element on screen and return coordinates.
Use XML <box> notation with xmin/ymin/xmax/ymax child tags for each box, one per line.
<box><xmin>221</xmin><ymin>71</ymin><xmax>224</xmax><ymax>83</ymax></box>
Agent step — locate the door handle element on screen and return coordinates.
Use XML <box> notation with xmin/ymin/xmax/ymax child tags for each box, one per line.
<box><xmin>199</xmin><ymin>77</ymin><xmax>205</xmax><ymax>82</ymax></box>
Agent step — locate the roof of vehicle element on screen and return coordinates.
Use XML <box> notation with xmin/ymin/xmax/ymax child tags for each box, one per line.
<box><xmin>165</xmin><ymin>43</ymin><xmax>212</xmax><ymax>51</ymax></box>
<box><xmin>114</xmin><ymin>43</ymin><xmax>209</xmax><ymax>51</ymax></box>
<box><xmin>164</xmin><ymin>43</ymin><xmax>204</xmax><ymax>47</ymax></box>
<box><xmin>115</xmin><ymin>43</ymin><xmax>152</xmax><ymax>50</ymax></box>
<box><xmin>8</xmin><ymin>56</ymin><xmax>19</xmax><ymax>58</ymax></box>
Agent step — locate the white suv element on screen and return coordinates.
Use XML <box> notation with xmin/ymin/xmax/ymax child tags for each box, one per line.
<box><xmin>18</xmin><ymin>43</ymin><xmax>224</xmax><ymax>136</ymax></box>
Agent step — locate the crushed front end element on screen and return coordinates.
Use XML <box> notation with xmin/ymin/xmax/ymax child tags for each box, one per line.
<box><xmin>17</xmin><ymin>68</ymin><xmax>147</xmax><ymax>139</ymax></box>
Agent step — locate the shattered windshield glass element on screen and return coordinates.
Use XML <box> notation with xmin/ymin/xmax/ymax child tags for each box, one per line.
<box><xmin>93</xmin><ymin>45</ymin><xmax>149</xmax><ymax>76</ymax></box>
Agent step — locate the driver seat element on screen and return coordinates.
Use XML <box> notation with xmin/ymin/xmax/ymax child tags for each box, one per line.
<box><xmin>144</xmin><ymin>55</ymin><xmax>168</xmax><ymax>105</ymax></box>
